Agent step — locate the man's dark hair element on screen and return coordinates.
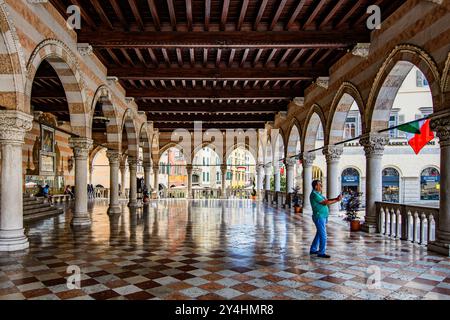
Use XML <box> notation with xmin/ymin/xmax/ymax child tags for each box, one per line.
<box><xmin>312</xmin><ymin>180</ymin><xmax>321</xmax><ymax>189</ymax></box>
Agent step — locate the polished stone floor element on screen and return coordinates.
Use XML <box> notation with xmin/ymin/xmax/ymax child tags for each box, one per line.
<box><xmin>0</xmin><ymin>199</ymin><xmax>449</xmax><ymax>300</ymax></box>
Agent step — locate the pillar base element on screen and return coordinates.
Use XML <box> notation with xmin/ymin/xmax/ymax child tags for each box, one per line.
<box><xmin>0</xmin><ymin>230</ymin><xmax>29</xmax><ymax>252</ymax></box>
<box><xmin>361</xmin><ymin>223</ymin><xmax>377</xmax><ymax>233</ymax></box>
<box><xmin>71</xmin><ymin>213</ymin><xmax>91</xmax><ymax>227</ymax></box>
<box><xmin>428</xmin><ymin>240</ymin><xmax>450</xmax><ymax>257</ymax></box>
<box><xmin>107</xmin><ymin>205</ymin><xmax>122</xmax><ymax>215</ymax></box>
<box><xmin>128</xmin><ymin>201</ymin><xmax>142</xmax><ymax>208</ymax></box>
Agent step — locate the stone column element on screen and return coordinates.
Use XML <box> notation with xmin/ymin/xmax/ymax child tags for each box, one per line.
<box><xmin>360</xmin><ymin>133</ymin><xmax>389</xmax><ymax>233</ymax></box>
<box><xmin>285</xmin><ymin>158</ymin><xmax>296</xmax><ymax>207</ymax></box>
<box><xmin>153</xmin><ymin>165</ymin><xmax>159</xmax><ymax>198</ymax></box>
<box><xmin>257</xmin><ymin>163</ymin><xmax>264</xmax><ymax>198</ymax></box>
<box><xmin>128</xmin><ymin>157</ymin><xmax>139</xmax><ymax>207</ymax></box>
<box><xmin>119</xmin><ymin>162</ymin><xmax>126</xmax><ymax>197</ymax></box>
<box><xmin>221</xmin><ymin>164</ymin><xmax>227</xmax><ymax>199</ymax></box>
<box><xmin>274</xmin><ymin>163</ymin><xmax>281</xmax><ymax>192</ymax></box>
<box><xmin>186</xmin><ymin>164</ymin><xmax>193</xmax><ymax>199</ymax></box>
<box><xmin>429</xmin><ymin>115</ymin><xmax>450</xmax><ymax>255</ymax></box>
<box><xmin>0</xmin><ymin>111</ymin><xmax>33</xmax><ymax>251</ymax></box>
<box><xmin>264</xmin><ymin>164</ymin><xmax>272</xmax><ymax>191</ymax></box>
<box><xmin>302</xmin><ymin>153</ymin><xmax>316</xmax><ymax>214</ymax></box>
<box><xmin>106</xmin><ymin>150</ymin><xmax>121</xmax><ymax>214</ymax></box>
<box><xmin>323</xmin><ymin>145</ymin><xmax>343</xmax><ymax>216</ymax></box>
<box><xmin>69</xmin><ymin>137</ymin><xmax>94</xmax><ymax>226</ymax></box>
<box><xmin>89</xmin><ymin>163</ymin><xmax>94</xmax><ymax>185</ymax></box>
<box><xmin>143</xmin><ymin>162</ymin><xmax>152</xmax><ymax>189</ymax></box>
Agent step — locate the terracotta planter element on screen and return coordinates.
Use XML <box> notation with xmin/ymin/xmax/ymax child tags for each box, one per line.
<box><xmin>294</xmin><ymin>206</ymin><xmax>302</xmax><ymax>214</ymax></box>
<box><xmin>350</xmin><ymin>220</ymin><xmax>361</xmax><ymax>231</ymax></box>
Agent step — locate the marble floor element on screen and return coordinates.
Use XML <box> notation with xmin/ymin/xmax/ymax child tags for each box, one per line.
<box><xmin>0</xmin><ymin>199</ymin><xmax>449</xmax><ymax>300</ymax></box>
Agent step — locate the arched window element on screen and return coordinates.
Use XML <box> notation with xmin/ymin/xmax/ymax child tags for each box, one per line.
<box><xmin>420</xmin><ymin>167</ymin><xmax>440</xmax><ymax>201</ymax></box>
<box><xmin>341</xmin><ymin>168</ymin><xmax>360</xmax><ymax>194</ymax></box>
<box><xmin>382</xmin><ymin>167</ymin><xmax>400</xmax><ymax>203</ymax></box>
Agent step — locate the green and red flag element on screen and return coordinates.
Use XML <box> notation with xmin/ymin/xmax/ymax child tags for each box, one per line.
<box><xmin>398</xmin><ymin>119</ymin><xmax>435</xmax><ymax>154</ymax></box>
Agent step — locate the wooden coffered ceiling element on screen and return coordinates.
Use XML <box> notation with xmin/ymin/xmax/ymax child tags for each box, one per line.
<box><xmin>48</xmin><ymin>0</ymin><xmax>405</xmax><ymax>132</ymax></box>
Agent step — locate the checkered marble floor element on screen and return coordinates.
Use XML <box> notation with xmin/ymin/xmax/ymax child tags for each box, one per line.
<box><xmin>0</xmin><ymin>199</ymin><xmax>449</xmax><ymax>300</ymax></box>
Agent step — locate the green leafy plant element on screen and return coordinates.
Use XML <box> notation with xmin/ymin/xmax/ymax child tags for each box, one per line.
<box><xmin>343</xmin><ymin>192</ymin><xmax>362</xmax><ymax>222</ymax></box>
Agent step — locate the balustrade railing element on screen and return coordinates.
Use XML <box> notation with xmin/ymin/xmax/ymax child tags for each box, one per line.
<box><xmin>376</xmin><ymin>202</ymin><xmax>438</xmax><ymax>246</ymax></box>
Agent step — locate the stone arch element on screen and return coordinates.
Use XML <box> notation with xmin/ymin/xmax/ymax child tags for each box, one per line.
<box><xmin>326</xmin><ymin>82</ymin><xmax>365</xmax><ymax>145</ymax></box>
<box><xmin>302</xmin><ymin>104</ymin><xmax>326</xmax><ymax>152</ymax></box>
<box><xmin>272</xmin><ymin>130</ymin><xmax>285</xmax><ymax>165</ymax></box>
<box><xmin>120</xmin><ymin>109</ymin><xmax>139</xmax><ymax>158</ymax></box>
<box><xmin>192</xmin><ymin>141</ymin><xmax>222</xmax><ymax>164</ymax></box>
<box><xmin>367</xmin><ymin>44</ymin><xmax>442</xmax><ymax>132</ymax></box>
<box><xmin>264</xmin><ymin>135</ymin><xmax>272</xmax><ymax>165</ymax></box>
<box><xmin>0</xmin><ymin>1</ymin><xmax>27</xmax><ymax>112</ymax></box>
<box><xmin>442</xmin><ymin>52</ymin><xmax>450</xmax><ymax>106</ymax></box>
<box><xmin>225</xmin><ymin>142</ymin><xmax>258</xmax><ymax>164</ymax></box>
<box><xmin>159</xmin><ymin>142</ymin><xmax>187</xmax><ymax>160</ymax></box>
<box><xmin>286</xmin><ymin>119</ymin><xmax>302</xmax><ymax>158</ymax></box>
<box><xmin>151</xmin><ymin>133</ymin><xmax>159</xmax><ymax>164</ymax></box>
<box><xmin>26</xmin><ymin>39</ymin><xmax>89</xmax><ymax>137</ymax></box>
<box><xmin>139</xmin><ymin>122</ymin><xmax>152</xmax><ymax>165</ymax></box>
<box><xmin>89</xmin><ymin>85</ymin><xmax>120</xmax><ymax>150</ymax></box>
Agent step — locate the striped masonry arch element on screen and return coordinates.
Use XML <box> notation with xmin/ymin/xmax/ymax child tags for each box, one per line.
<box><xmin>121</xmin><ymin>109</ymin><xmax>139</xmax><ymax>159</ymax></box>
<box><xmin>26</xmin><ymin>39</ymin><xmax>89</xmax><ymax>138</ymax></box>
<box><xmin>139</xmin><ymin>122</ymin><xmax>152</xmax><ymax>165</ymax></box>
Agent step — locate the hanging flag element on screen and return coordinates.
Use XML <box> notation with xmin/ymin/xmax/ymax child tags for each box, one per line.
<box><xmin>398</xmin><ymin>119</ymin><xmax>434</xmax><ymax>154</ymax></box>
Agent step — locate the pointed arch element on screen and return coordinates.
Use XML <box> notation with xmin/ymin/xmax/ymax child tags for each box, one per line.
<box><xmin>139</xmin><ymin>122</ymin><xmax>152</xmax><ymax>165</ymax></box>
<box><xmin>26</xmin><ymin>39</ymin><xmax>89</xmax><ymax>137</ymax></box>
<box><xmin>121</xmin><ymin>109</ymin><xmax>139</xmax><ymax>158</ymax></box>
<box><xmin>326</xmin><ymin>82</ymin><xmax>365</xmax><ymax>145</ymax></box>
<box><xmin>302</xmin><ymin>104</ymin><xmax>326</xmax><ymax>152</ymax></box>
<box><xmin>286</xmin><ymin>118</ymin><xmax>302</xmax><ymax>158</ymax></box>
<box><xmin>367</xmin><ymin>44</ymin><xmax>442</xmax><ymax>132</ymax></box>
<box><xmin>0</xmin><ymin>1</ymin><xmax>27</xmax><ymax>112</ymax></box>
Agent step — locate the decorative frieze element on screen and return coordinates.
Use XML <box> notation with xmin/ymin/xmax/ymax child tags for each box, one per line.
<box><xmin>359</xmin><ymin>133</ymin><xmax>389</xmax><ymax>157</ymax></box>
<box><xmin>315</xmin><ymin>77</ymin><xmax>329</xmax><ymax>89</ymax></box>
<box><xmin>106</xmin><ymin>150</ymin><xmax>121</xmax><ymax>164</ymax></box>
<box><xmin>77</xmin><ymin>43</ymin><xmax>93</xmax><ymax>56</ymax></box>
<box><xmin>106</xmin><ymin>76</ymin><xmax>119</xmax><ymax>86</ymax></box>
<box><xmin>69</xmin><ymin>137</ymin><xmax>93</xmax><ymax>160</ymax></box>
<box><xmin>0</xmin><ymin>110</ymin><xmax>33</xmax><ymax>143</ymax></box>
<box><xmin>302</xmin><ymin>153</ymin><xmax>316</xmax><ymax>167</ymax></box>
<box><xmin>352</xmin><ymin>43</ymin><xmax>370</xmax><ymax>58</ymax></box>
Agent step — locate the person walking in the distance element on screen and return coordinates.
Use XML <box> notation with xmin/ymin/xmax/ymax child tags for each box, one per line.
<box><xmin>310</xmin><ymin>180</ymin><xmax>342</xmax><ymax>258</ymax></box>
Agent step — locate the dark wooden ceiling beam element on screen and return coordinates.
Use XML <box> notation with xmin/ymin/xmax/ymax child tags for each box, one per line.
<box><xmin>155</xmin><ymin>122</ymin><xmax>266</xmax><ymax>130</ymax></box>
<box><xmin>221</xmin><ymin>0</ymin><xmax>231</xmax><ymax>31</ymax></box>
<box><xmin>336</xmin><ymin>1</ymin><xmax>362</xmax><ymax>28</ymax></box>
<box><xmin>303</xmin><ymin>0</ymin><xmax>328</xmax><ymax>29</ymax></box>
<box><xmin>138</xmin><ymin>103</ymin><xmax>286</xmax><ymax>112</ymax></box>
<box><xmin>319</xmin><ymin>0</ymin><xmax>348</xmax><ymax>28</ymax></box>
<box><xmin>147</xmin><ymin>113</ymin><xmax>274</xmax><ymax>122</ymax></box>
<box><xmin>270</xmin><ymin>0</ymin><xmax>288</xmax><ymax>31</ymax></box>
<box><xmin>128</xmin><ymin>0</ymin><xmax>145</xmax><ymax>30</ymax></box>
<box><xmin>108</xmin><ymin>66</ymin><xmax>327</xmax><ymax>80</ymax></box>
<box><xmin>237</xmin><ymin>0</ymin><xmax>250</xmax><ymax>31</ymax></box>
<box><xmin>69</xmin><ymin>0</ymin><xmax>96</xmax><ymax>27</ymax></box>
<box><xmin>186</xmin><ymin>0</ymin><xmax>193</xmax><ymax>31</ymax></box>
<box><xmin>254</xmin><ymin>0</ymin><xmax>269</xmax><ymax>31</ymax></box>
<box><xmin>205</xmin><ymin>0</ymin><xmax>211</xmax><ymax>31</ymax></box>
<box><xmin>91</xmin><ymin>1</ymin><xmax>114</xmax><ymax>29</ymax></box>
<box><xmin>286</xmin><ymin>0</ymin><xmax>307</xmax><ymax>30</ymax></box>
<box><xmin>109</xmin><ymin>0</ymin><xmax>129</xmax><ymax>30</ymax></box>
<box><xmin>78</xmin><ymin>31</ymin><xmax>368</xmax><ymax>48</ymax></box>
<box><xmin>129</xmin><ymin>88</ymin><xmax>300</xmax><ymax>99</ymax></box>
<box><xmin>147</xmin><ymin>0</ymin><xmax>161</xmax><ymax>30</ymax></box>
<box><xmin>166</xmin><ymin>0</ymin><xmax>177</xmax><ymax>30</ymax></box>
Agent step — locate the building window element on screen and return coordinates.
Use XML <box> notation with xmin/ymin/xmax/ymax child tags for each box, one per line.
<box><xmin>416</xmin><ymin>70</ymin><xmax>429</xmax><ymax>87</ymax></box>
<box><xmin>389</xmin><ymin>114</ymin><xmax>398</xmax><ymax>138</ymax></box>
<box><xmin>344</xmin><ymin>117</ymin><xmax>357</xmax><ymax>139</ymax></box>
<box><xmin>382</xmin><ymin>167</ymin><xmax>400</xmax><ymax>203</ymax></box>
<box><xmin>341</xmin><ymin>168</ymin><xmax>360</xmax><ymax>194</ymax></box>
<box><xmin>316</xmin><ymin>123</ymin><xmax>324</xmax><ymax>141</ymax></box>
<box><xmin>421</xmin><ymin>167</ymin><xmax>440</xmax><ymax>201</ymax></box>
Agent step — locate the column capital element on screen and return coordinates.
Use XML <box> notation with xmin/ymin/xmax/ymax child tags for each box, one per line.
<box><xmin>430</xmin><ymin>114</ymin><xmax>450</xmax><ymax>147</ymax></box>
<box><xmin>106</xmin><ymin>150</ymin><xmax>121</xmax><ymax>164</ymax></box>
<box><xmin>359</xmin><ymin>133</ymin><xmax>389</xmax><ymax>157</ymax></box>
<box><xmin>322</xmin><ymin>145</ymin><xmax>343</xmax><ymax>163</ymax></box>
<box><xmin>69</xmin><ymin>137</ymin><xmax>93</xmax><ymax>160</ymax></box>
<box><xmin>128</xmin><ymin>157</ymin><xmax>138</xmax><ymax>169</ymax></box>
<box><xmin>0</xmin><ymin>110</ymin><xmax>33</xmax><ymax>143</ymax></box>
<box><xmin>186</xmin><ymin>164</ymin><xmax>193</xmax><ymax>173</ymax></box>
<box><xmin>153</xmin><ymin>164</ymin><xmax>160</xmax><ymax>171</ymax></box>
<box><xmin>301</xmin><ymin>153</ymin><xmax>316</xmax><ymax>167</ymax></box>
<box><xmin>142</xmin><ymin>161</ymin><xmax>152</xmax><ymax>169</ymax></box>
<box><xmin>285</xmin><ymin>158</ymin><xmax>297</xmax><ymax>169</ymax></box>
<box><xmin>220</xmin><ymin>164</ymin><xmax>228</xmax><ymax>173</ymax></box>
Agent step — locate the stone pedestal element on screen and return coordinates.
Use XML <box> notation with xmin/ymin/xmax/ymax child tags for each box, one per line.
<box><xmin>106</xmin><ymin>150</ymin><xmax>121</xmax><ymax>214</ymax></box>
<box><xmin>128</xmin><ymin>157</ymin><xmax>139</xmax><ymax>207</ymax></box>
<box><xmin>360</xmin><ymin>133</ymin><xmax>389</xmax><ymax>233</ymax></box>
<box><xmin>302</xmin><ymin>153</ymin><xmax>315</xmax><ymax>214</ymax></box>
<box><xmin>0</xmin><ymin>111</ymin><xmax>33</xmax><ymax>251</ymax></box>
<box><xmin>429</xmin><ymin>115</ymin><xmax>450</xmax><ymax>256</ymax></box>
<box><xmin>323</xmin><ymin>145</ymin><xmax>343</xmax><ymax>216</ymax></box>
<box><xmin>69</xmin><ymin>137</ymin><xmax>94</xmax><ymax>226</ymax></box>
<box><xmin>186</xmin><ymin>164</ymin><xmax>193</xmax><ymax>199</ymax></box>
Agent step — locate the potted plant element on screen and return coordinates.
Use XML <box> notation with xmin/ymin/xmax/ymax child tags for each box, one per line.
<box><xmin>292</xmin><ymin>185</ymin><xmax>302</xmax><ymax>214</ymax></box>
<box><xmin>251</xmin><ymin>178</ymin><xmax>257</xmax><ymax>201</ymax></box>
<box><xmin>343</xmin><ymin>191</ymin><xmax>362</xmax><ymax>231</ymax></box>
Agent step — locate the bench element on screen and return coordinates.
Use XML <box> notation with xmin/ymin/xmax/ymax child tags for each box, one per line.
<box><xmin>51</xmin><ymin>194</ymin><xmax>72</xmax><ymax>203</ymax></box>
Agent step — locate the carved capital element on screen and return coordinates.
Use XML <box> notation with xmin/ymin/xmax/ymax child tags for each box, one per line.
<box><xmin>352</xmin><ymin>43</ymin><xmax>370</xmax><ymax>58</ymax></box>
<box><xmin>0</xmin><ymin>110</ymin><xmax>33</xmax><ymax>143</ymax></box>
<box><xmin>359</xmin><ymin>133</ymin><xmax>389</xmax><ymax>157</ymax></box>
<box><xmin>153</xmin><ymin>164</ymin><xmax>160</xmax><ymax>172</ymax></box>
<box><xmin>302</xmin><ymin>153</ymin><xmax>316</xmax><ymax>167</ymax></box>
<box><xmin>220</xmin><ymin>164</ymin><xmax>228</xmax><ymax>173</ymax></box>
<box><xmin>315</xmin><ymin>77</ymin><xmax>329</xmax><ymax>89</ymax></box>
<box><xmin>285</xmin><ymin>158</ymin><xmax>297</xmax><ymax>169</ymax></box>
<box><xmin>106</xmin><ymin>150</ymin><xmax>121</xmax><ymax>164</ymax></box>
<box><xmin>430</xmin><ymin>114</ymin><xmax>450</xmax><ymax>147</ymax></box>
<box><xmin>69</xmin><ymin>137</ymin><xmax>93</xmax><ymax>160</ymax></box>
<box><xmin>128</xmin><ymin>157</ymin><xmax>138</xmax><ymax>170</ymax></box>
<box><xmin>77</xmin><ymin>43</ymin><xmax>93</xmax><ymax>56</ymax></box>
<box><xmin>323</xmin><ymin>145</ymin><xmax>343</xmax><ymax>163</ymax></box>
<box><xmin>186</xmin><ymin>164</ymin><xmax>193</xmax><ymax>173</ymax></box>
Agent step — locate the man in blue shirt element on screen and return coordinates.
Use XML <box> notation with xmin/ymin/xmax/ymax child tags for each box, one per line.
<box><xmin>310</xmin><ymin>180</ymin><xmax>342</xmax><ymax>258</ymax></box>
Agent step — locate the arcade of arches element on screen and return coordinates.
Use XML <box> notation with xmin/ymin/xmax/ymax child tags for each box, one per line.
<box><xmin>0</xmin><ymin>0</ymin><xmax>449</xmax><ymax>300</ymax></box>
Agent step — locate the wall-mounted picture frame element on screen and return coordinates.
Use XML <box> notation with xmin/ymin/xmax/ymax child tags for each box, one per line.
<box><xmin>41</xmin><ymin>125</ymin><xmax>55</xmax><ymax>153</ymax></box>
